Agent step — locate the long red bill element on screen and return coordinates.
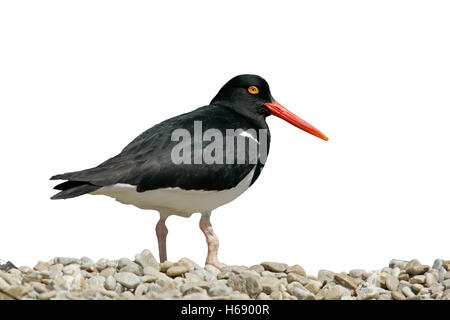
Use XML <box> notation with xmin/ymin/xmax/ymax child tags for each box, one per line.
<box><xmin>264</xmin><ymin>100</ymin><xmax>328</xmax><ymax>141</ymax></box>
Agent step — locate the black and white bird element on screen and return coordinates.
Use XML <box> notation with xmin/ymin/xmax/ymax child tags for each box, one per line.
<box><xmin>51</xmin><ymin>74</ymin><xmax>328</xmax><ymax>268</ymax></box>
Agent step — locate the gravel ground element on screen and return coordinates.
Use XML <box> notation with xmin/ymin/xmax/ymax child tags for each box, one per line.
<box><xmin>1</xmin><ymin>251</ymin><xmax>449</xmax><ymax>300</ymax></box>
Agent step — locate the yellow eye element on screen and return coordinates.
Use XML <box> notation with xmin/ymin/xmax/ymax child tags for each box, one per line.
<box><xmin>248</xmin><ymin>86</ymin><xmax>259</xmax><ymax>95</ymax></box>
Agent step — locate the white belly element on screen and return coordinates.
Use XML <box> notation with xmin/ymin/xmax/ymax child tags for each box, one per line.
<box><xmin>90</xmin><ymin>167</ymin><xmax>256</xmax><ymax>217</ymax></box>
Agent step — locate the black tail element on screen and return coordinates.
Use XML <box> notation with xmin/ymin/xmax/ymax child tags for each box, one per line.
<box><xmin>50</xmin><ymin>154</ymin><xmax>137</xmax><ymax>199</ymax></box>
<box><xmin>51</xmin><ymin>180</ymin><xmax>101</xmax><ymax>200</ymax></box>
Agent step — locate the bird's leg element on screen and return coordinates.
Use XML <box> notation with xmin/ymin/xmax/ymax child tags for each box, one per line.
<box><xmin>199</xmin><ymin>211</ymin><xmax>224</xmax><ymax>269</ymax></box>
<box><xmin>155</xmin><ymin>216</ymin><xmax>168</xmax><ymax>263</ymax></box>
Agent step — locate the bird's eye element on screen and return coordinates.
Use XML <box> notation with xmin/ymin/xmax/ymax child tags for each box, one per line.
<box><xmin>248</xmin><ymin>86</ymin><xmax>259</xmax><ymax>95</ymax></box>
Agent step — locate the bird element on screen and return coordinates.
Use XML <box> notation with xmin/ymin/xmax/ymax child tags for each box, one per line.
<box><xmin>50</xmin><ymin>74</ymin><xmax>328</xmax><ymax>269</ymax></box>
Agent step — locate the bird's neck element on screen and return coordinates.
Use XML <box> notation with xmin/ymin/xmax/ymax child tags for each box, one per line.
<box><xmin>211</xmin><ymin>102</ymin><xmax>269</xmax><ymax>131</ymax></box>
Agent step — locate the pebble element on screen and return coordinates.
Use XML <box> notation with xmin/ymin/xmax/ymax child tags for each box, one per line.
<box><xmin>34</xmin><ymin>261</ymin><xmax>50</xmax><ymax>272</ymax></box>
<box><xmin>120</xmin><ymin>264</ymin><xmax>143</xmax><ymax>276</ymax></box>
<box><xmin>0</xmin><ymin>277</ymin><xmax>10</xmax><ymax>290</ymax></box>
<box><xmin>304</xmin><ymin>280</ymin><xmax>322</xmax><ymax>294</ymax></box>
<box><xmin>334</xmin><ymin>274</ymin><xmax>359</xmax><ymax>291</ymax></box>
<box><xmin>402</xmin><ymin>286</ymin><xmax>416</xmax><ymax>298</ymax></box>
<box><xmin>166</xmin><ymin>265</ymin><xmax>189</xmax><ymax>277</ymax></box>
<box><xmin>389</xmin><ymin>259</ymin><xmax>409</xmax><ymax>270</ymax></box>
<box><xmin>318</xmin><ymin>270</ymin><xmax>335</xmax><ymax>283</ymax></box>
<box><xmin>432</xmin><ymin>259</ymin><xmax>443</xmax><ymax>270</ymax></box>
<box><xmin>290</xmin><ymin>287</ymin><xmax>315</xmax><ymax>300</ymax></box>
<box><xmin>411</xmin><ymin>283</ymin><xmax>424</xmax><ymax>293</ymax></box>
<box><xmin>405</xmin><ymin>260</ymin><xmax>429</xmax><ymax>275</ymax></box>
<box><xmin>287</xmin><ymin>272</ymin><xmax>310</xmax><ymax>285</ymax></box>
<box><xmin>100</xmin><ymin>267</ymin><xmax>116</xmax><ymax>278</ymax></box>
<box><xmin>410</xmin><ymin>275</ymin><xmax>425</xmax><ymax>284</ymax></box>
<box><xmin>226</xmin><ymin>270</ymin><xmax>262</xmax><ymax>298</ymax></box>
<box><xmin>231</xmin><ymin>265</ymin><xmax>247</xmax><ymax>274</ymax></box>
<box><xmin>349</xmin><ymin>269</ymin><xmax>367</xmax><ymax>279</ymax></box>
<box><xmin>134</xmin><ymin>249</ymin><xmax>160</xmax><ymax>270</ymax></box>
<box><xmin>240</xmin><ymin>271</ymin><xmax>263</xmax><ymax>297</ymax></box>
<box><xmin>48</xmin><ymin>264</ymin><xmax>63</xmax><ymax>278</ymax></box>
<box><xmin>379</xmin><ymin>293</ymin><xmax>392</xmax><ymax>300</ymax></box>
<box><xmin>286</xmin><ymin>264</ymin><xmax>306</xmax><ymax>277</ymax></box>
<box><xmin>357</xmin><ymin>287</ymin><xmax>380</xmax><ymax>300</ymax></box>
<box><xmin>135</xmin><ymin>283</ymin><xmax>149</xmax><ymax>296</ymax></box>
<box><xmin>398</xmin><ymin>273</ymin><xmax>409</xmax><ymax>281</ymax></box>
<box><xmin>159</xmin><ymin>261</ymin><xmax>173</xmax><ymax>273</ymax></box>
<box><xmin>63</xmin><ymin>264</ymin><xmax>80</xmax><ymax>276</ymax></box>
<box><xmin>317</xmin><ymin>284</ymin><xmax>350</xmax><ymax>300</ymax></box>
<box><xmin>385</xmin><ymin>274</ymin><xmax>399</xmax><ymax>291</ymax></box>
<box><xmin>249</xmin><ymin>265</ymin><xmax>264</xmax><ymax>274</ymax></box>
<box><xmin>261</xmin><ymin>276</ymin><xmax>280</xmax><ymax>294</ymax></box>
<box><xmin>257</xmin><ymin>292</ymin><xmax>271</xmax><ymax>300</ymax></box>
<box><xmin>114</xmin><ymin>272</ymin><xmax>141</xmax><ymax>289</ymax></box>
<box><xmin>88</xmin><ymin>275</ymin><xmax>105</xmax><ymax>288</ymax></box>
<box><xmin>39</xmin><ymin>291</ymin><xmax>57</xmax><ymax>300</ymax></box>
<box><xmin>204</xmin><ymin>265</ymin><xmax>220</xmax><ymax>277</ymax></box>
<box><xmin>392</xmin><ymin>291</ymin><xmax>406</xmax><ymax>300</ymax></box>
<box><xmin>5</xmin><ymin>285</ymin><xmax>32</xmax><ymax>298</ymax></box>
<box><xmin>391</xmin><ymin>267</ymin><xmax>401</xmax><ymax>278</ymax></box>
<box><xmin>261</xmin><ymin>262</ymin><xmax>288</xmax><ymax>272</ymax></box>
<box><xmin>208</xmin><ymin>285</ymin><xmax>232</xmax><ymax>297</ymax></box>
<box><xmin>80</xmin><ymin>257</ymin><xmax>95</xmax><ymax>269</ymax></box>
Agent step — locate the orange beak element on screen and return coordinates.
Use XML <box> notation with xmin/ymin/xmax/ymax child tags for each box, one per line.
<box><xmin>264</xmin><ymin>100</ymin><xmax>328</xmax><ymax>141</ymax></box>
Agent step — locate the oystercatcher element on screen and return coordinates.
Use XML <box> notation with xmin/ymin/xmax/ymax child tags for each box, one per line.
<box><xmin>51</xmin><ymin>74</ymin><xmax>328</xmax><ymax>268</ymax></box>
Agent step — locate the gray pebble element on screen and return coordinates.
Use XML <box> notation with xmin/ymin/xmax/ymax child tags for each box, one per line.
<box><xmin>120</xmin><ymin>264</ymin><xmax>143</xmax><ymax>276</ymax></box>
<box><xmin>317</xmin><ymin>283</ymin><xmax>351</xmax><ymax>300</ymax></box>
<box><xmin>105</xmin><ymin>275</ymin><xmax>116</xmax><ymax>291</ymax></box>
<box><xmin>318</xmin><ymin>270</ymin><xmax>335</xmax><ymax>283</ymax></box>
<box><xmin>386</xmin><ymin>275</ymin><xmax>399</xmax><ymax>291</ymax></box>
<box><xmin>80</xmin><ymin>257</ymin><xmax>95</xmax><ymax>269</ymax></box>
<box><xmin>208</xmin><ymin>285</ymin><xmax>232</xmax><ymax>297</ymax></box>
<box><xmin>287</xmin><ymin>273</ymin><xmax>310</xmax><ymax>285</ymax></box>
<box><xmin>432</xmin><ymin>259</ymin><xmax>443</xmax><ymax>270</ymax></box>
<box><xmin>147</xmin><ymin>283</ymin><xmax>162</xmax><ymax>292</ymax></box>
<box><xmin>114</xmin><ymin>272</ymin><xmax>141</xmax><ymax>289</ymax></box>
<box><xmin>402</xmin><ymin>286</ymin><xmax>415</xmax><ymax>298</ymax></box>
<box><xmin>391</xmin><ymin>267</ymin><xmax>401</xmax><ymax>278</ymax></box>
<box><xmin>349</xmin><ymin>269</ymin><xmax>367</xmax><ymax>279</ymax></box>
<box><xmin>88</xmin><ymin>275</ymin><xmax>105</xmax><ymax>288</ymax></box>
<box><xmin>134</xmin><ymin>249</ymin><xmax>159</xmax><ymax>270</ymax></box>
<box><xmin>287</xmin><ymin>283</ymin><xmax>315</xmax><ymax>300</ymax></box>
<box><xmin>260</xmin><ymin>262</ymin><xmax>288</xmax><ymax>273</ymax></box>
<box><xmin>135</xmin><ymin>283</ymin><xmax>149</xmax><ymax>296</ymax></box>
<box><xmin>389</xmin><ymin>259</ymin><xmax>409</xmax><ymax>270</ymax></box>
<box><xmin>357</xmin><ymin>287</ymin><xmax>379</xmax><ymax>300</ymax></box>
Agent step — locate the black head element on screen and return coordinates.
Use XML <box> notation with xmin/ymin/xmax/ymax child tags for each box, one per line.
<box><xmin>211</xmin><ymin>74</ymin><xmax>329</xmax><ymax>141</ymax></box>
<box><xmin>211</xmin><ymin>74</ymin><xmax>273</xmax><ymax>119</ymax></box>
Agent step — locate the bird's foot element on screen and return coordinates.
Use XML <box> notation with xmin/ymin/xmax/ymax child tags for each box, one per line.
<box><xmin>206</xmin><ymin>260</ymin><xmax>226</xmax><ymax>270</ymax></box>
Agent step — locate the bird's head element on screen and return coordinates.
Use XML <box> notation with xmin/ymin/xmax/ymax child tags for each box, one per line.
<box><xmin>211</xmin><ymin>74</ymin><xmax>328</xmax><ymax>141</ymax></box>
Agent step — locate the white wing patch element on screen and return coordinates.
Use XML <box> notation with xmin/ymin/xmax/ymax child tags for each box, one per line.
<box><xmin>239</xmin><ymin>130</ymin><xmax>259</xmax><ymax>144</ymax></box>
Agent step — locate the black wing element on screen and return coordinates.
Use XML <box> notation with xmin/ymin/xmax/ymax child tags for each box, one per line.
<box><xmin>51</xmin><ymin>104</ymin><xmax>270</xmax><ymax>198</ymax></box>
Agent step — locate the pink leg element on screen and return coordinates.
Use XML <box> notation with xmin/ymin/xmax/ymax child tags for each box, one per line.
<box><xmin>199</xmin><ymin>212</ymin><xmax>224</xmax><ymax>269</ymax></box>
<box><xmin>155</xmin><ymin>216</ymin><xmax>168</xmax><ymax>262</ymax></box>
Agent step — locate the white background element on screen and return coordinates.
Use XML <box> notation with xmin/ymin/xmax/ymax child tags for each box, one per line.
<box><xmin>1</xmin><ymin>1</ymin><xmax>449</xmax><ymax>274</ymax></box>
